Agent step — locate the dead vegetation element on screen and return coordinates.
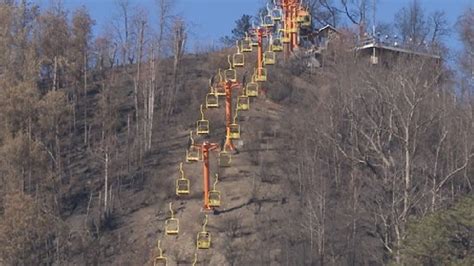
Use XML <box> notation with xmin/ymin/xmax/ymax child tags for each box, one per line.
<box><xmin>0</xmin><ymin>1</ymin><xmax>473</xmax><ymax>265</ymax></box>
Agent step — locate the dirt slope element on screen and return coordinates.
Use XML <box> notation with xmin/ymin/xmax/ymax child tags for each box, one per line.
<box><xmin>61</xmin><ymin>51</ymin><xmax>306</xmax><ymax>265</ymax></box>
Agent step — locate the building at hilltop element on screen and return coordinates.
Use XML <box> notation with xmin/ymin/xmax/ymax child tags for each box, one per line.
<box><xmin>303</xmin><ymin>24</ymin><xmax>441</xmax><ymax>68</ymax></box>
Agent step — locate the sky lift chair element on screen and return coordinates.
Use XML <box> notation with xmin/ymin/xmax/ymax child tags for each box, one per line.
<box><xmin>237</xmin><ymin>92</ymin><xmax>250</xmax><ymax>111</ymax></box>
<box><xmin>218</xmin><ymin>144</ymin><xmax>232</xmax><ymax>168</ymax></box>
<box><xmin>153</xmin><ymin>240</ymin><xmax>167</xmax><ymax>266</ymax></box>
<box><xmin>255</xmin><ymin>67</ymin><xmax>268</xmax><ymax>82</ymax></box>
<box><xmin>261</xmin><ymin>5</ymin><xmax>274</xmax><ymax>28</ymax></box>
<box><xmin>280</xmin><ymin>29</ymin><xmax>291</xmax><ymax>43</ymax></box>
<box><xmin>176</xmin><ymin>162</ymin><xmax>190</xmax><ymax>196</ymax></box>
<box><xmin>232</xmin><ymin>41</ymin><xmax>245</xmax><ymax>68</ymax></box>
<box><xmin>205</xmin><ymin>79</ymin><xmax>219</xmax><ymax>108</ymax></box>
<box><xmin>224</xmin><ymin>55</ymin><xmax>237</xmax><ymax>83</ymax></box>
<box><xmin>242</xmin><ymin>33</ymin><xmax>253</xmax><ymax>52</ymax></box>
<box><xmin>264</xmin><ymin>45</ymin><xmax>276</xmax><ymax>66</ymax></box>
<box><xmin>271</xmin><ymin>34</ymin><xmax>284</xmax><ymax>52</ymax></box>
<box><xmin>297</xmin><ymin>8</ymin><xmax>312</xmax><ymax>28</ymax></box>
<box><xmin>165</xmin><ymin>202</ymin><xmax>179</xmax><ymax>235</ymax></box>
<box><xmin>246</xmin><ymin>74</ymin><xmax>259</xmax><ymax>97</ymax></box>
<box><xmin>250</xmin><ymin>32</ymin><xmax>259</xmax><ymax>47</ymax></box>
<box><xmin>196</xmin><ymin>105</ymin><xmax>210</xmax><ymax>135</ymax></box>
<box><xmin>196</xmin><ymin>215</ymin><xmax>211</xmax><ymax>249</ymax></box>
<box><xmin>215</xmin><ymin>69</ymin><xmax>226</xmax><ymax>96</ymax></box>
<box><xmin>208</xmin><ymin>174</ymin><xmax>221</xmax><ymax>208</ymax></box>
<box><xmin>271</xmin><ymin>1</ymin><xmax>283</xmax><ymax>21</ymax></box>
<box><xmin>186</xmin><ymin>131</ymin><xmax>201</xmax><ymax>162</ymax></box>
<box><xmin>229</xmin><ymin>110</ymin><xmax>241</xmax><ymax>140</ymax></box>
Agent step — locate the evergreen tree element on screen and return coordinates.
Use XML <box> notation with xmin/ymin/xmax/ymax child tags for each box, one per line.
<box><xmin>220</xmin><ymin>14</ymin><xmax>252</xmax><ymax>47</ymax></box>
<box><xmin>400</xmin><ymin>196</ymin><xmax>474</xmax><ymax>265</ymax></box>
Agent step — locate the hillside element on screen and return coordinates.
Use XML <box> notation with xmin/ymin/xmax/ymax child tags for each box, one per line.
<box><xmin>60</xmin><ymin>51</ymin><xmax>310</xmax><ymax>265</ymax></box>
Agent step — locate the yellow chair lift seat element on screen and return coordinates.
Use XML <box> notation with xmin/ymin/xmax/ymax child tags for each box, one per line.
<box><xmin>224</xmin><ymin>68</ymin><xmax>237</xmax><ymax>83</ymax></box>
<box><xmin>206</xmin><ymin>93</ymin><xmax>219</xmax><ymax>108</ymax></box>
<box><xmin>233</xmin><ymin>53</ymin><xmax>244</xmax><ymax>68</ymax></box>
<box><xmin>196</xmin><ymin>120</ymin><xmax>209</xmax><ymax>135</ymax></box>
<box><xmin>208</xmin><ymin>190</ymin><xmax>221</xmax><ymax>208</ymax></box>
<box><xmin>237</xmin><ymin>96</ymin><xmax>250</xmax><ymax>111</ymax></box>
<box><xmin>218</xmin><ymin>150</ymin><xmax>231</xmax><ymax>168</ymax></box>
<box><xmin>197</xmin><ymin>231</ymin><xmax>211</xmax><ymax>249</ymax></box>
<box><xmin>255</xmin><ymin>68</ymin><xmax>268</xmax><ymax>82</ymax></box>
<box><xmin>196</xmin><ymin>105</ymin><xmax>210</xmax><ymax>135</ymax></box>
<box><xmin>297</xmin><ymin>10</ymin><xmax>311</xmax><ymax>27</ymax></box>
<box><xmin>228</xmin><ymin>123</ymin><xmax>240</xmax><ymax>139</ymax></box>
<box><xmin>241</xmin><ymin>39</ymin><xmax>252</xmax><ymax>52</ymax></box>
<box><xmin>264</xmin><ymin>51</ymin><xmax>276</xmax><ymax>65</ymax></box>
<box><xmin>176</xmin><ymin>178</ymin><xmax>190</xmax><ymax>195</ymax></box>
<box><xmin>271</xmin><ymin>39</ymin><xmax>283</xmax><ymax>52</ymax></box>
<box><xmin>154</xmin><ymin>256</ymin><xmax>167</xmax><ymax>266</ymax></box>
<box><xmin>262</xmin><ymin>14</ymin><xmax>274</xmax><ymax>28</ymax></box>
<box><xmin>250</xmin><ymin>35</ymin><xmax>259</xmax><ymax>47</ymax></box>
<box><xmin>196</xmin><ymin>215</ymin><xmax>211</xmax><ymax>249</ymax></box>
<box><xmin>208</xmin><ymin>174</ymin><xmax>221</xmax><ymax>208</ymax></box>
<box><xmin>186</xmin><ymin>132</ymin><xmax>200</xmax><ymax>162</ymax></box>
<box><xmin>186</xmin><ymin>146</ymin><xmax>200</xmax><ymax>162</ymax></box>
<box><xmin>154</xmin><ymin>240</ymin><xmax>167</xmax><ymax>266</ymax></box>
<box><xmin>233</xmin><ymin>41</ymin><xmax>245</xmax><ymax>68</ymax></box>
<box><xmin>225</xmin><ymin>55</ymin><xmax>237</xmax><ymax>82</ymax></box>
<box><xmin>165</xmin><ymin>217</ymin><xmax>179</xmax><ymax>235</ymax></box>
<box><xmin>280</xmin><ymin>29</ymin><xmax>290</xmax><ymax>43</ymax></box>
<box><xmin>215</xmin><ymin>84</ymin><xmax>226</xmax><ymax>96</ymax></box>
<box><xmin>166</xmin><ymin>202</ymin><xmax>179</xmax><ymax>235</ymax></box>
<box><xmin>296</xmin><ymin>10</ymin><xmax>307</xmax><ymax>22</ymax></box>
<box><xmin>215</xmin><ymin>69</ymin><xmax>226</xmax><ymax>96</ymax></box>
<box><xmin>246</xmin><ymin>82</ymin><xmax>259</xmax><ymax>97</ymax></box>
<box><xmin>176</xmin><ymin>162</ymin><xmax>190</xmax><ymax>196</ymax></box>
<box><xmin>302</xmin><ymin>16</ymin><xmax>311</xmax><ymax>27</ymax></box>
<box><xmin>271</xmin><ymin>8</ymin><xmax>283</xmax><ymax>21</ymax></box>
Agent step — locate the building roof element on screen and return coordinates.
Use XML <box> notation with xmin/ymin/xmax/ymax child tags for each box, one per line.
<box><xmin>357</xmin><ymin>42</ymin><xmax>441</xmax><ymax>60</ymax></box>
<box><xmin>318</xmin><ymin>24</ymin><xmax>338</xmax><ymax>34</ymax></box>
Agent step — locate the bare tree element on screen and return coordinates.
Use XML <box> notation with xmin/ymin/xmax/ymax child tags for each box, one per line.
<box><xmin>163</xmin><ymin>18</ymin><xmax>186</xmax><ymax>119</ymax></box>
<box><xmin>114</xmin><ymin>0</ymin><xmax>135</xmax><ymax>65</ymax></box>
<box><xmin>71</xmin><ymin>7</ymin><xmax>94</xmax><ymax>145</ymax></box>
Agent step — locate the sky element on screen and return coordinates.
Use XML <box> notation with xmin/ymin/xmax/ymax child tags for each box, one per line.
<box><xmin>38</xmin><ymin>0</ymin><xmax>472</xmax><ymax>53</ymax></box>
